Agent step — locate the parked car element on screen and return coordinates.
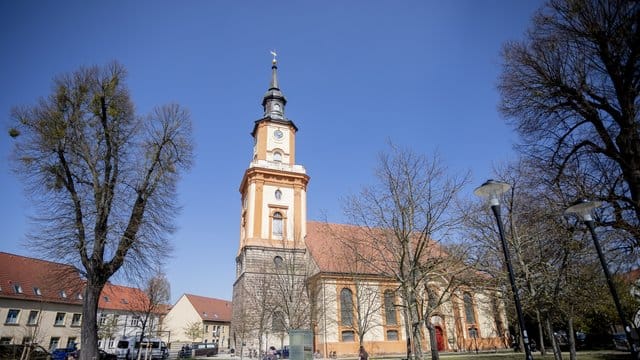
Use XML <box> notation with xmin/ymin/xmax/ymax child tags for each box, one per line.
<box><xmin>51</xmin><ymin>346</ymin><xmax>77</xmax><ymax>360</ymax></box>
<box><xmin>193</xmin><ymin>344</ymin><xmax>218</xmax><ymax>357</ymax></box>
<box><xmin>613</xmin><ymin>333</ymin><xmax>631</xmax><ymax>351</ymax></box>
<box><xmin>0</xmin><ymin>344</ymin><xmax>51</xmax><ymax>360</ymax></box>
<box><xmin>75</xmin><ymin>349</ymin><xmax>117</xmax><ymax>360</ymax></box>
<box><xmin>116</xmin><ymin>337</ymin><xmax>166</xmax><ymax>360</ymax></box>
<box><xmin>178</xmin><ymin>345</ymin><xmax>192</xmax><ymax>359</ymax></box>
<box><xmin>275</xmin><ymin>346</ymin><xmax>289</xmax><ymax>359</ymax></box>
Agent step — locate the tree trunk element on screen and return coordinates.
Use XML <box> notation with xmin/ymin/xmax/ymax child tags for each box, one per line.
<box><xmin>80</xmin><ymin>281</ymin><xmax>106</xmax><ymax>360</ymax></box>
<box><xmin>544</xmin><ymin>317</ymin><xmax>561</xmax><ymax>360</ymax></box>
<box><xmin>426</xmin><ymin>322</ymin><xmax>439</xmax><ymax>360</ymax></box>
<box><xmin>411</xmin><ymin>320</ymin><xmax>423</xmax><ymax>360</ymax></box>
<box><xmin>568</xmin><ymin>316</ymin><xmax>576</xmax><ymax>360</ymax></box>
<box><xmin>407</xmin><ymin>292</ymin><xmax>424</xmax><ymax>360</ymax></box>
<box><xmin>257</xmin><ymin>330</ymin><xmax>263</xmax><ymax>360</ymax></box>
<box><xmin>401</xmin><ymin>284</ymin><xmax>416</xmax><ymax>360</ymax></box>
<box><xmin>535</xmin><ymin>310</ymin><xmax>545</xmax><ymax>355</ymax></box>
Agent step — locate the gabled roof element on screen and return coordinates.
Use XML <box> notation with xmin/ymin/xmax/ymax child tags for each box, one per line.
<box><xmin>184</xmin><ymin>294</ymin><xmax>232</xmax><ymax>322</ymax></box>
<box><xmin>305</xmin><ymin>221</ymin><xmax>448</xmax><ymax>277</ymax></box>
<box><xmin>0</xmin><ymin>252</ymin><xmax>160</xmax><ymax>312</ymax></box>
<box><xmin>0</xmin><ymin>252</ymin><xmax>84</xmax><ymax>304</ymax></box>
<box><xmin>100</xmin><ymin>283</ymin><xmax>154</xmax><ymax>313</ymax></box>
<box><xmin>305</xmin><ymin>222</ymin><xmax>382</xmax><ymax>275</ymax></box>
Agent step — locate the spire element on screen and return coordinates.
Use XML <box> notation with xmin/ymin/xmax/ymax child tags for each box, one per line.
<box><xmin>262</xmin><ymin>50</ymin><xmax>286</xmax><ymax>120</ymax></box>
<box><xmin>270</xmin><ymin>54</ymin><xmax>279</xmax><ymax>90</ymax></box>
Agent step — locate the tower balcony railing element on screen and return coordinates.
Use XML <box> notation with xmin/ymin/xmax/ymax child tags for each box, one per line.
<box><xmin>250</xmin><ymin>160</ymin><xmax>306</xmax><ymax>174</ymax></box>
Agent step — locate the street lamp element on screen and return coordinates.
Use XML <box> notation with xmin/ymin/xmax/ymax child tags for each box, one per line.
<box><xmin>565</xmin><ymin>199</ymin><xmax>639</xmax><ymax>359</ymax></box>
<box><xmin>474</xmin><ymin>180</ymin><xmax>533</xmax><ymax>360</ymax></box>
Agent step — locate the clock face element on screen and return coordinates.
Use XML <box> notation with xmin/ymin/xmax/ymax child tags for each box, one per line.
<box><xmin>274</xmin><ymin>103</ymin><xmax>281</xmax><ymax>111</ymax></box>
<box><xmin>274</xmin><ymin>129</ymin><xmax>284</xmax><ymax>140</ymax></box>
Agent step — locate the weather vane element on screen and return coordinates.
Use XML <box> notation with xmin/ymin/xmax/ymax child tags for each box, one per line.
<box><xmin>270</xmin><ymin>50</ymin><xmax>277</xmax><ymax>65</ymax></box>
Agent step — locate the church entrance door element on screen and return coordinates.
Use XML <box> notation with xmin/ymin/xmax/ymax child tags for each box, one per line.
<box><xmin>435</xmin><ymin>326</ymin><xmax>445</xmax><ymax>351</ymax></box>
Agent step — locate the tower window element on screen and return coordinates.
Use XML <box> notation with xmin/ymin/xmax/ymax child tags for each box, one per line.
<box><xmin>274</xmin><ymin>256</ymin><xmax>283</xmax><ymax>269</ymax></box>
<box><xmin>275</xmin><ymin>189</ymin><xmax>282</xmax><ymax>200</ymax></box>
<box><xmin>272</xmin><ymin>212</ymin><xmax>283</xmax><ymax>237</ymax></box>
<box><xmin>273</xmin><ymin>151</ymin><xmax>282</xmax><ymax>162</ymax></box>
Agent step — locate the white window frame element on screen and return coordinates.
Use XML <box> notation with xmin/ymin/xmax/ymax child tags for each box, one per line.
<box><xmin>5</xmin><ymin>309</ymin><xmax>20</xmax><ymax>324</ymax></box>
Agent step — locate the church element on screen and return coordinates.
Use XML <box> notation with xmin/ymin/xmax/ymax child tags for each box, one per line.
<box><xmin>230</xmin><ymin>57</ymin><xmax>509</xmax><ymax>357</ymax></box>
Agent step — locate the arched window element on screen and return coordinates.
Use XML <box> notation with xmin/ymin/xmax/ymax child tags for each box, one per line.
<box><xmin>272</xmin><ymin>212</ymin><xmax>283</xmax><ymax>237</ymax></box>
<box><xmin>340</xmin><ymin>288</ymin><xmax>354</xmax><ymax>326</ymax></box>
<box><xmin>275</xmin><ymin>189</ymin><xmax>282</xmax><ymax>200</ymax></box>
<box><xmin>463</xmin><ymin>292</ymin><xmax>476</xmax><ymax>324</ymax></box>
<box><xmin>273</xmin><ymin>151</ymin><xmax>282</xmax><ymax>162</ymax></box>
<box><xmin>274</xmin><ymin>256</ymin><xmax>283</xmax><ymax>269</ymax></box>
<box><xmin>384</xmin><ymin>289</ymin><xmax>397</xmax><ymax>325</ymax></box>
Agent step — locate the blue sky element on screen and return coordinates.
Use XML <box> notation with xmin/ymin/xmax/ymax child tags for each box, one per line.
<box><xmin>0</xmin><ymin>1</ymin><xmax>543</xmax><ymax>303</ymax></box>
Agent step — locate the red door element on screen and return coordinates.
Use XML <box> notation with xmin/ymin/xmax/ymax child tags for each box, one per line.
<box><xmin>435</xmin><ymin>326</ymin><xmax>445</xmax><ymax>351</ymax></box>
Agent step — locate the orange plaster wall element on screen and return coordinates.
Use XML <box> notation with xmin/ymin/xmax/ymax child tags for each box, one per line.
<box><xmin>289</xmin><ymin>127</ymin><xmax>296</xmax><ymax>164</ymax></box>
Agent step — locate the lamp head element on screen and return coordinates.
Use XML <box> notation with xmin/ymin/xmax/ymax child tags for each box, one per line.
<box><xmin>474</xmin><ymin>179</ymin><xmax>511</xmax><ymax>207</ymax></box>
<box><xmin>564</xmin><ymin>199</ymin><xmax>603</xmax><ymax>222</ymax></box>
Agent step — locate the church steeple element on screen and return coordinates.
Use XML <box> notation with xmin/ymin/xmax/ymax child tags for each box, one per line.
<box><xmin>238</xmin><ymin>52</ymin><xmax>309</xmax><ymax>252</ymax></box>
<box><xmin>262</xmin><ymin>53</ymin><xmax>287</xmax><ymax>120</ymax></box>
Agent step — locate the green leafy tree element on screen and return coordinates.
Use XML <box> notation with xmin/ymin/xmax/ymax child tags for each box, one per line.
<box><xmin>184</xmin><ymin>321</ymin><xmax>204</xmax><ymax>343</ymax></box>
<box><xmin>8</xmin><ymin>62</ymin><xmax>193</xmax><ymax>360</ymax></box>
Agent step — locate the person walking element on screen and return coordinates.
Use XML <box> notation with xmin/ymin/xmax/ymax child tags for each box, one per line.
<box><xmin>358</xmin><ymin>346</ymin><xmax>368</xmax><ymax>360</ymax></box>
<box><xmin>264</xmin><ymin>346</ymin><xmax>277</xmax><ymax>360</ymax></box>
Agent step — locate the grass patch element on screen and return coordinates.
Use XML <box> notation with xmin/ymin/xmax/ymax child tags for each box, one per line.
<box><xmin>429</xmin><ymin>350</ymin><xmax>629</xmax><ymax>359</ymax></box>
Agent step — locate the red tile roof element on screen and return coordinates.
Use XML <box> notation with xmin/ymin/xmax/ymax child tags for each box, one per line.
<box><xmin>622</xmin><ymin>268</ymin><xmax>640</xmax><ymax>282</ymax></box>
<box><xmin>100</xmin><ymin>283</ymin><xmax>154</xmax><ymax>312</ymax></box>
<box><xmin>0</xmin><ymin>252</ymin><xmax>159</xmax><ymax>312</ymax></box>
<box><xmin>0</xmin><ymin>252</ymin><xmax>84</xmax><ymax>304</ymax></box>
<box><xmin>305</xmin><ymin>221</ymin><xmax>447</xmax><ymax>276</ymax></box>
<box><xmin>184</xmin><ymin>294</ymin><xmax>232</xmax><ymax>322</ymax></box>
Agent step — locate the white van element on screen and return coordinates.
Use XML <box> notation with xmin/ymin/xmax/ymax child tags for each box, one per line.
<box><xmin>116</xmin><ymin>337</ymin><xmax>167</xmax><ymax>360</ymax></box>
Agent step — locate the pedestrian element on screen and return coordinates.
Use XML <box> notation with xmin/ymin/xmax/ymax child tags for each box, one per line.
<box><xmin>358</xmin><ymin>346</ymin><xmax>368</xmax><ymax>360</ymax></box>
<box><xmin>264</xmin><ymin>346</ymin><xmax>277</xmax><ymax>360</ymax></box>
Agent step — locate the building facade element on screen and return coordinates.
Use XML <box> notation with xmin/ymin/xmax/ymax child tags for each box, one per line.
<box><xmin>0</xmin><ymin>252</ymin><xmax>163</xmax><ymax>352</ymax></box>
<box><xmin>230</xmin><ymin>59</ymin><xmax>511</xmax><ymax>357</ymax></box>
<box><xmin>162</xmin><ymin>294</ymin><xmax>232</xmax><ymax>349</ymax></box>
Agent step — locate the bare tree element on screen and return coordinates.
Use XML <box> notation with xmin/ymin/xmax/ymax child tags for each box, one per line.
<box><xmin>271</xmin><ymin>246</ymin><xmax>313</xmax><ymax>334</ymax></box>
<box><xmin>97</xmin><ymin>315</ymin><xmax>120</xmax><ymax>345</ymax></box>
<box><xmin>498</xmin><ymin>0</ymin><xmax>640</xmax><ymax>248</ymax></box>
<box><xmin>231</xmin><ymin>286</ymin><xmax>252</xmax><ymax>360</ymax></box>
<box><xmin>246</xmin><ymin>264</ymin><xmax>277</xmax><ymax>355</ymax></box>
<box><xmin>343</xmin><ymin>145</ymin><xmax>469</xmax><ymax>360</ymax></box>
<box><xmin>20</xmin><ymin>307</ymin><xmax>48</xmax><ymax>360</ymax></box>
<box><xmin>465</xmin><ymin>159</ymin><xmax>630</xmax><ymax>360</ymax></box>
<box><xmin>8</xmin><ymin>62</ymin><xmax>193</xmax><ymax>360</ymax></box>
<box><xmin>129</xmin><ymin>273</ymin><xmax>171</xmax><ymax>342</ymax></box>
<box><xmin>321</xmin><ymin>227</ymin><xmax>387</xmax><ymax>349</ymax></box>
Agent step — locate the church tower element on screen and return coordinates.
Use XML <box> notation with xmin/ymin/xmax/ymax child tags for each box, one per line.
<box><xmin>231</xmin><ymin>56</ymin><xmax>311</xmax><ymax>350</ymax></box>
<box><xmin>238</xmin><ymin>56</ymin><xmax>309</xmax><ymax>251</ymax></box>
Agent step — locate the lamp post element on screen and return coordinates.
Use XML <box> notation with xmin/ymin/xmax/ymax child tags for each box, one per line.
<box><xmin>565</xmin><ymin>199</ymin><xmax>639</xmax><ymax>360</ymax></box>
<box><xmin>474</xmin><ymin>180</ymin><xmax>533</xmax><ymax>360</ymax></box>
